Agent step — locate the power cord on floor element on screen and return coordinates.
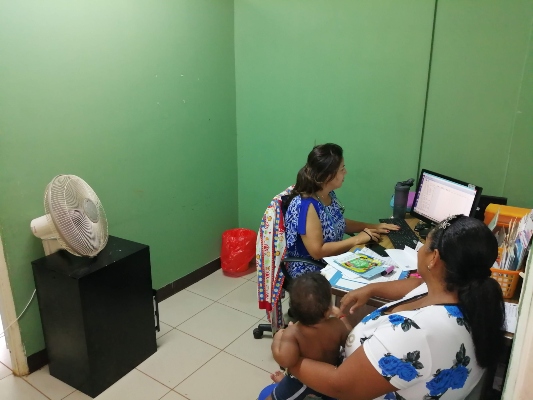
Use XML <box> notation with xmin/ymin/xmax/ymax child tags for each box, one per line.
<box><xmin>0</xmin><ymin>289</ymin><xmax>37</xmax><ymax>339</ymax></box>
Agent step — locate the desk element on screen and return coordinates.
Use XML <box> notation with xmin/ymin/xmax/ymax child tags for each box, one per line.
<box><xmin>333</xmin><ymin>216</ymin><xmax>513</xmax><ymax>342</ymax></box>
<box><xmin>331</xmin><ymin>216</ymin><xmax>420</xmax><ymax>308</ymax></box>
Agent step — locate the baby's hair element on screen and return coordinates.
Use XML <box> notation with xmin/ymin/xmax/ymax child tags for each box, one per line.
<box><xmin>289</xmin><ymin>273</ymin><xmax>332</xmax><ymax>326</ymax></box>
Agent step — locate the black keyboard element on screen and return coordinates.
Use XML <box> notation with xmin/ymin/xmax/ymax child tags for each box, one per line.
<box><xmin>379</xmin><ymin>218</ymin><xmax>420</xmax><ymax>250</ymax></box>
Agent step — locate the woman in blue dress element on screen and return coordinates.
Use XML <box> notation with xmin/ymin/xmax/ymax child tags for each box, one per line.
<box><xmin>284</xmin><ymin>143</ymin><xmax>399</xmax><ymax>278</ymax></box>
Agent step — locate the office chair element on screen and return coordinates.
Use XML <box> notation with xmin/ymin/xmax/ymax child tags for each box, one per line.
<box><xmin>253</xmin><ymin>186</ymin><xmax>327</xmax><ymax>339</ymax></box>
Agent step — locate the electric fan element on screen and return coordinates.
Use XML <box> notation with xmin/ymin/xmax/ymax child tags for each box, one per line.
<box><xmin>30</xmin><ymin>175</ymin><xmax>108</xmax><ymax>257</ymax></box>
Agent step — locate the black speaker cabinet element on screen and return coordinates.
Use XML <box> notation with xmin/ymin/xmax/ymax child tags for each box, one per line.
<box><xmin>32</xmin><ymin>236</ymin><xmax>157</xmax><ymax>398</ymax></box>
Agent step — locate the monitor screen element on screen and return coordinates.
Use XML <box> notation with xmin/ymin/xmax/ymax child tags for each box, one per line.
<box><xmin>410</xmin><ymin>169</ymin><xmax>483</xmax><ymax>225</ymax></box>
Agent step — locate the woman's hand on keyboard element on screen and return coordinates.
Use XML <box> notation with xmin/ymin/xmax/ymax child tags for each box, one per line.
<box><xmin>374</xmin><ymin>223</ymin><xmax>400</xmax><ymax>233</ymax></box>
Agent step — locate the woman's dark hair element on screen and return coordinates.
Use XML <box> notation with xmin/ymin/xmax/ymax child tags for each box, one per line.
<box><xmin>285</xmin><ymin>143</ymin><xmax>344</xmax><ymax>205</ymax></box>
<box><xmin>428</xmin><ymin>215</ymin><xmax>505</xmax><ymax>369</ymax></box>
<box><xmin>289</xmin><ymin>273</ymin><xmax>332</xmax><ymax>326</ymax></box>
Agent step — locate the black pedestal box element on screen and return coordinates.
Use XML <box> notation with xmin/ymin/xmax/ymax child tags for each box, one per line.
<box><xmin>31</xmin><ymin>236</ymin><xmax>157</xmax><ymax>398</ymax></box>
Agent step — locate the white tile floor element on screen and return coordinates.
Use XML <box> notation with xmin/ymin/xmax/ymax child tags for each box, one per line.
<box><xmin>0</xmin><ymin>268</ymin><xmax>282</xmax><ymax>400</ymax></box>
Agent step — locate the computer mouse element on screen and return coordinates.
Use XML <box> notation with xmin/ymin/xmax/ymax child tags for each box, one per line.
<box><xmin>366</xmin><ymin>242</ymin><xmax>388</xmax><ymax>257</ymax></box>
<box><xmin>419</xmin><ymin>228</ymin><xmax>431</xmax><ymax>239</ymax></box>
<box><xmin>414</xmin><ymin>221</ymin><xmax>426</xmax><ymax>232</ymax></box>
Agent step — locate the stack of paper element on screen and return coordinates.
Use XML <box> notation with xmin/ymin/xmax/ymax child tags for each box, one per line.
<box><xmin>321</xmin><ymin>248</ymin><xmax>404</xmax><ymax>291</ymax></box>
<box><xmin>504</xmin><ymin>302</ymin><xmax>518</xmax><ymax>334</ymax></box>
<box><xmin>385</xmin><ymin>243</ymin><xmax>423</xmax><ymax>271</ymax></box>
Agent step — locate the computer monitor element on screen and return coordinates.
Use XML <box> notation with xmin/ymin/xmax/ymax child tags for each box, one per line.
<box><xmin>410</xmin><ymin>169</ymin><xmax>483</xmax><ymax>225</ymax></box>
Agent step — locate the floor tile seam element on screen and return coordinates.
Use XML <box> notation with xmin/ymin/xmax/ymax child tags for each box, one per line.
<box><xmin>182</xmin><ymin>288</ymin><xmax>222</xmax><ymax>302</ymax></box>
<box><xmin>21</xmin><ymin>370</ymin><xmax>76</xmax><ymax>400</ymax></box>
<box><xmin>173</xmin><ymin>327</ymin><xmax>227</xmax><ymax>351</ymax></box>
<box><xmin>155</xmin><ymin>326</ymin><xmax>178</xmax><ymax>341</ymax></box>
<box><xmin>161</xmin><ymin>288</ymin><xmax>216</xmax><ymax>304</ymax></box>
<box><xmin>61</xmin><ymin>389</ymin><xmax>79</xmax><ymax>400</ymax></box>
<box><xmin>157</xmin><ymin>321</ymin><xmax>174</xmax><ymax>332</ymax></box>
<box><xmin>221</xmin><ymin>318</ymin><xmax>268</xmax><ymax>352</ymax></box>
<box><xmin>0</xmin><ymin>360</ymin><xmax>12</xmax><ymax>371</ymax></box>
<box><xmin>209</xmin><ymin>310</ymin><xmax>263</xmax><ymax>346</ymax></box>
<box><xmin>175</xmin><ymin>315</ymin><xmax>261</xmax><ymax>352</ymax></box>
<box><xmin>206</xmin><ymin>300</ymin><xmax>264</xmax><ymax>321</ymax></box>
<box><xmin>221</xmin><ymin>350</ymin><xmax>276</xmax><ymax>375</ymax></box>
<box><xmin>0</xmin><ymin>372</ymin><xmax>13</xmax><ymax>381</ymax></box>
<box><xmin>170</xmin><ymin>299</ymin><xmax>262</xmax><ymax>331</ymax></box>
<box><xmin>168</xmin><ymin>347</ymin><xmax>222</xmax><ymax>390</ymax></box>
<box><xmin>161</xmin><ymin>297</ymin><xmax>216</xmax><ymax>329</ymax></box>
<box><xmin>213</xmin><ymin>299</ymin><xmax>266</xmax><ymax>320</ymax></box>
<box><xmin>185</xmin><ymin>278</ymin><xmax>249</xmax><ymax>301</ymax></box>
<box><xmin>170</xmin><ymin>389</ymin><xmax>191</xmax><ymax>400</ymax></box>
<box><xmin>48</xmin><ymin>383</ymin><xmax>76</xmax><ymax>399</ymax></box>
<box><xmin>171</xmin><ymin>390</ymin><xmax>192</xmax><ymax>400</ymax></box>
<box><xmin>60</xmin><ymin>389</ymin><xmax>79</xmax><ymax>399</ymax></box>
<box><xmin>157</xmin><ymin>389</ymin><xmax>191</xmax><ymax>400</ymax></box>
<box><xmin>17</xmin><ymin>376</ymin><xmax>53</xmax><ymax>399</ymax></box>
<box><xmin>161</xmin><ymin>302</ymin><xmax>218</xmax><ymax>329</ymax></box>
<box><xmin>135</xmin><ymin>367</ymin><xmax>175</xmax><ymax>391</ymax></box>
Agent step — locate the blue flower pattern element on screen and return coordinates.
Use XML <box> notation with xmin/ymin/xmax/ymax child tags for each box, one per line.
<box><xmin>388</xmin><ymin>315</ymin><xmax>405</xmax><ymax>326</ymax></box>
<box><xmin>384</xmin><ymin>391</ymin><xmax>406</xmax><ymax>400</ymax></box>
<box><xmin>355</xmin><ymin>303</ymin><xmax>477</xmax><ymax>398</ymax></box>
<box><xmin>444</xmin><ymin>305</ymin><xmax>463</xmax><ymax>319</ymax></box>
<box><xmin>378</xmin><ymin>351</ymin><xmax>424</xmax><ymax>382</ymax></box>
<box><xmin>425</xmin><ymin>344</ymin><xmax>471</xmax><ymax>399</ymax></box>
<box><xmin>284</xmin><ymin>192</ymin><xmax>346</xmax><ymax>277</ymax></box>
<box><xmin>388</xmin><ymin>315</ymin><xmax>420</xmax><ymax>332</ymax></box>
<box><xmin>362</xmin><ymin>307</ymin><xmax>386</xmax><ymax>324</ymax></box>
<box><xmin>384</xmin><ymin>393</ymin><xmax>396</xmax><ymax>400</ymax></box>
<box><xmin>444</xmin><ymin>305</ymin><xmax>469</xmax><ymax>331</ymax></box>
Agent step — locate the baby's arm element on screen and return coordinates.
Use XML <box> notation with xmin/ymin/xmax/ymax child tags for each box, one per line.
<box><xmin>271</xmin><ymin>326</ymin><xmax>300</xmax><ymax>369</ymax></box>
<box><xmin>331</xmin><ymin>306</ymin><xmax>354</xmax><ymax>334</ymax></box>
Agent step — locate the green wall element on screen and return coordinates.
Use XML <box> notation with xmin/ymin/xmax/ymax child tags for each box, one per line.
<box><xmin>504</xmin><ymin>24</ymin><xmax>533</xmax><ymax>207</ymax></box>
<box><xmin>235</xmin><ymin>0</ymin><xmax>436</xmax><ymax>229</ymax></box>
<box><xmin>236</xmin><ymin>0</ymin><xmax>533</xmax><ymax>233</ymax></box>
<box><xmin>0</xmin><ymin>0</ymin><xmax>237</xmax><ymax>357</ymax></box>
<box><xmin>1</xmin><ymin>0</ymin><xmax>532</xmax><ymax>363</ymax></box>
<box><xmin>421</xmin><ymin>0</ymin><xmax>533</xmax><ymax>205</ymax></box>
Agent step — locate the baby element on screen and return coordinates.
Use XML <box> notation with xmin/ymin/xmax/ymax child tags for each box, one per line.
<box><xmin>267</xmin><ymin>273</ymin><xmax>349</xmax><ymax>400</ymax></box>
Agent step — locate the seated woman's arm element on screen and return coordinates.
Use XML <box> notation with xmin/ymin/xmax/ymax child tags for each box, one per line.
<box><xmin>289</xmin><ymin>346</ymin><xmax>396</xmax><ymax>400</ymax></box>
<box><xmin>340</xmin><ymin>279</ymin><xmax>424</xmax><ymax>315</ymax></box>
<box><xmin>301</xmin><ymin>205</ymin><xmax>371</xmax><ymax>259</ymax></box>
<box><xmin>345</xmin><ymin>218</ymin><xmax>400</xmax><ymax>235</ymax></box>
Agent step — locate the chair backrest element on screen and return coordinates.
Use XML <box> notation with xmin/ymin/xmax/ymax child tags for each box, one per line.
<box><xmin>256</xmin><ymin>186</ymin><xmax>294</xmax><ymax>326</ymax></box>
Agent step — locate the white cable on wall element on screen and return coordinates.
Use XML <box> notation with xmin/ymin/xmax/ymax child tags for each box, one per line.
<box><xmin>0</xmin><ymin>289</ymin><xmax>36</xmax><ymax>339</ymax></box>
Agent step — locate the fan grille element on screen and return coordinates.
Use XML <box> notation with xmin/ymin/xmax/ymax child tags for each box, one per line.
<box><xmin>44</xmin><ymin>175</ymin><xmax>108</xmax><ymax>257</ymax></box>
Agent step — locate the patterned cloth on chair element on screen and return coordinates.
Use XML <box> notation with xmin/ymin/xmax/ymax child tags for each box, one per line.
<box><xmin>256</xmin><ymin>186</ymin><xmax>293</xmax><ymax>328</ymax></box>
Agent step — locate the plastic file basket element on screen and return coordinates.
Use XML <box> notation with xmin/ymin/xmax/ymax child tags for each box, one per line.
<box><xmin>490</xmin><ymin>268</ymin><xmax>521</xmax><ymax>299</ymax></box>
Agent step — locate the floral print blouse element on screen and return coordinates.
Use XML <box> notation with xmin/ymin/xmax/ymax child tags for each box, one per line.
<box><xmin>345</xmin><ymin>283</ymin><xmax>484</xmax><ymax>400</ymax></box>
<box><xmin>284</xmin><ymin>191</ymin><xmax>346</xmax><ymax>278</ymax></box>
